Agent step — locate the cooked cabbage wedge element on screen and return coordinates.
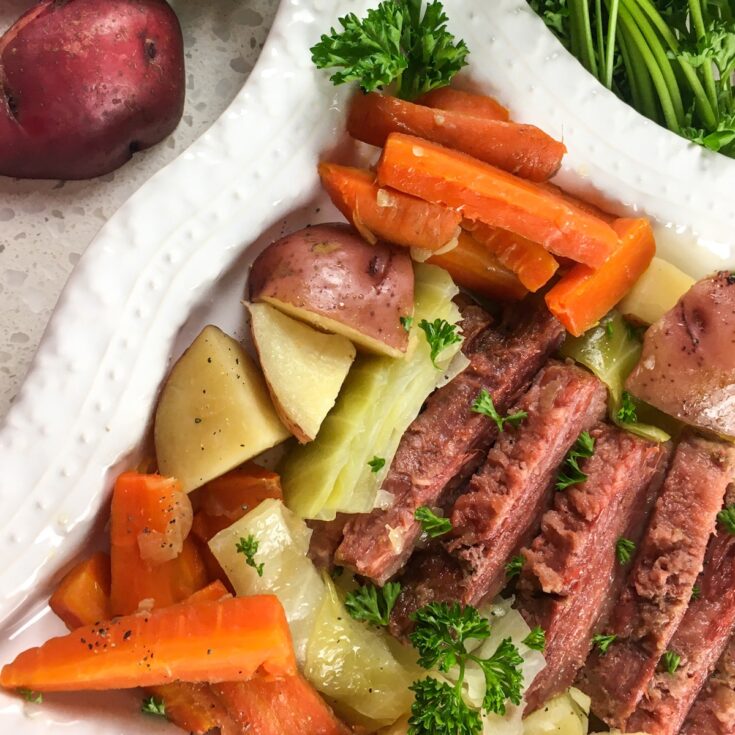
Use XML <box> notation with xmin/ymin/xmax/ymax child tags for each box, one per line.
<box><xmin>208</xmin><ymin>498</ymin><xmax>325</xmax><ymax>663</ymax></box>
<box><xmin>305</xmin><ymin>575</ymin><xmax>415</xmax><ymax>728</ymax></box>
<box><xmin>560</xmin><ymin>311</ymin><xmax>671</xmax><ymax>443</ymax></box>
<box><xmin>523</xmin><ymin>687</ymin><xmax>590</xmax><ymax>734</ymax></box>
<box><xmin>619</xmin><ymin>256</ymin><xmax>694</xmax><ymax>325</ymax></box>
<box><xmin>281</xmin><ymin>264</ymin><xmax>462</xmax><ymax>520</ymax></box>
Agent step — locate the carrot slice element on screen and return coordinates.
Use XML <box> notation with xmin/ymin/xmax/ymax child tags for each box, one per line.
<box><xmin>416</xmin><ymin>87</ymin><xmax>510</xmax><ymax>121</ymax></box>
<box><xmin>214</xmin><ymin>676</ymin><xmax>349</xmax><ymax>735</ymax></box>
<box><xmin>545</xmin><ymin>218</ymin><xmax>656</xmax><ymax>336</ymax></box>
<box><xmin>0</xmin><ymin>595</ymin><xmax>296</xmax><ymax>691</ymax></box>
<box><xmin>318</xmin><ymin>162</ymin><xmax>461</xmax><ymax>251</ymax></box>
<box><xmin>377</xmin><ymin>133</ymin><xmax>618</xmax><ymax>268</ymax></box>
<box><xmin>110</xmin><ymin>472</ymin><xmax>207</xmax><ymax>616</ymax></box>
<box><xmin>465</xmin><ymin>221</ymin><xmax>559</xmax><ymax>292</ymax></box>
<box><xmin>427</xmin><ymin>231</ymin><xmax>527</xmax><ymax>301</ymax></box>
<box><xmin>349</xmin><ymin>93</ymin><xmax>565</xmax><ymax>182</ymax></box>
<box><xmin>49</xmin><ymin>552</ymin><xmax>111</xmax><ymax>631</ymax></box>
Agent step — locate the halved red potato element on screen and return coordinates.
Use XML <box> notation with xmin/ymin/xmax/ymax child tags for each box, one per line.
<box><xmin>249</xmin><ymin>224</ymin><xmax>414</xmax><ymax>358</ymax></box>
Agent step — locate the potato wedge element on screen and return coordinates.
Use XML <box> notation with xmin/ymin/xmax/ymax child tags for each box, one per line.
<box><xmin>249</xmin><ymin>223</ymin><xmax>414</xmax><ymax>358</ymax></box>
<box><xmin>249</xmin><ymin>302</ymin><xmax>356</xmax><ymax>443</ymax></box>
<box><xmin>154</xmin><ymin>325</ymin><xmax>289</xmax><ymax>492</ymax></box>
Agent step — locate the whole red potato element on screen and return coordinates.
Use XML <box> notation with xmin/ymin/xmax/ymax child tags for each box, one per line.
<box><xmin>0</xmin><ymin>0</ymin><xmax>185</xmax><ymax>180</ymax></box>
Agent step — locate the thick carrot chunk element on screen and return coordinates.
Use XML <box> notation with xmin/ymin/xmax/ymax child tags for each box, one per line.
<box><xmin>49</xmin><ymin>552</ymin><xmax>111</xmax><ymax>631</ymax></box>
<box><xmin>466</xmin><ymin>221</ymin><xmax>559</xmax><ymax>292</ymax></box>
<box><xmin>110</xmin><ymin>472</ymin><xmax>207</xmax><ymax>616</ymax></box>
<box><xmin>319</xmin><ymin>162</ymin><xmax>461</xmax><ymax>251</ymax></box>
<box><xmin>214</xmin><ymin>675</ymin><xmax>349</xmax><ymax>735</ymax></box>
<box><xmin>377</xmin><ymin>133</ymin><xmax>617</xmax><ymax>268</ymax></box>
<box><xmin>349</xmin><ymin>92</ymin><xmax>565</xmax><ymax>181</ymax></box>
<box><xmin>416</xmin><ymin>87</ymin><xmax>510</xmax><ymax>121</ymax></box>
<box><xmin>545</xmin><ymin>218</ymin><xmax>656</xmax><ymax>336</ymax></box>
<box><xmin>427</xmin><ymin>231</ymin><xmax>527</xmax><ymax>301</ymax></box>
<box><xmin>0</xmin><ymin>595</ymin><xmax>296</xmax><ymax>691</ymax></box>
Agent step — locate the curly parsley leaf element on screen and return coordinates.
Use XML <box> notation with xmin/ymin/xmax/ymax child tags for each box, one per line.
<box><xmin>616</xmin><ymin>537</ymin><xmax>636</xmax><ymax>565</ymax></box>
<box><xmin>592</xmin><ymin>632</ymin><xmax>617</xmax><ymax>655</ymax></box>
<box><xmin>471</xmin><ymin>389</ymin><xmax>528</xmax><ymax>432</ymax></box>
<box><xmin>662</xmin><ymin>650</ymin><xmax>681</xmax><ymax>675</ymax></box>
<box><xmin>419</xmin><ymin>318</ymin><xmax>462</xmax><ymax>367</ymax></box>
<box><xmin>478</xmin><ymin>638</ymin><xmax>524</xmax><ymax>715</ymax></box>
<box><xmin>345</xmin><ymin>582</ymin><xmax>401</xmax><ymax>627</ymax></box>
<box><xmin>616</xmin><ymin>391</ymin><xmax>638</xmax><ymax>424</ymax></box>
<box><xmin>505</xmin><ymin>555</ymin><xmax>525</xmax><ymax>580</ymax></box>
<box><xmin>415</xmin><ymin>505</ymin><xmax>452</xmax><ymax>538</ymax></box>
<box><xmin>556</xmin><ymin>431</ymin><xmax>595</xmax><ymax>490</ymax></box>
<box><xmin>311</xmin><ymin>0</ymin><xmax>469</xmax><ymax>100</ymax></box>
<box><xmin>141</xmin><ymin>696</ymin><xmax>167</xmax><ymax>717</ymax></box>
<box><xmin>522</xmin><ymin>626</ymin><xmax>546</xmax><ymax>652</ymax></box>
<box><xmin>236</xmin><ymin>534</ymin><xmax>264</xmax><ymax>577</ymax></box>
<box><xmin>401</xmin><ymin>315</ymin><xmax>414</xmax><ymax>332</ymax></box>
<box><xmin>368</xmin><ymin>455</ymin><xmax>386</xmax><ymax>473</ymax></box>
<box><xmin>691</xmin><ymin>584</ymin><xmax>702</xmax><ymax>601</ymax></box>
<box><xmin>17</xmin><ymin>688</ymin><xmax>43</xmax><ymax>704</ymax></box>
<box><xmin>718</xmin><ymin>505</ymin><xmax>735</xmax><ymax>535</ymax></box>
<box><xmin>409</xmin><ymin>677</ymin><xmax>481</xmax><ymax>735</ymax></box>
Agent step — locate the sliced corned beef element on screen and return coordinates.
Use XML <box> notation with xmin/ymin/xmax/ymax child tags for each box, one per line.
<box><xmin>516</xmin><ymin>424</ymin><xmax>670</xmax><ymax>712</ymax></box>
<box><xmin>681</xmin><ymin>633</ymin><xmax>735</xmax><ymax>735</ymax></box>
<box><xmin>389</xmin><ymin>361</ymin><xmax>607</xmax><ymax>636</ymax></box>
<box><xmin>448</xmin><ymin>361</ymin><xmax>608</xmax><ymax>605</ymax></box>
<box><xmin>578</xmin><ymin>433</ymin><xmax>735</xmax><ymax>729</ymax></box>
<box><xmin>336</xmin><ymin>303</ymin><xmax>564</xmax><ymax>585</ymax></box>
<box><xmin>626</xmin><ymin>491</ymin><xmax>735</xmax><ymax>735</ymax></box>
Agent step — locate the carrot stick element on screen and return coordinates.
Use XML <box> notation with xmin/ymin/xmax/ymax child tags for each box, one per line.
<box><xmin>545</xmin><ymin>218</ymin><xmax>656</xmax><ymax>336</ymax></box>
<box><xmin>318</xmin><ymin>162</ymin><xmax>460</xmax><ymax>251</ymax></box>
<box><xmin>49</xmin><ymin>553</ymin><xmax>111</xmax><ymax>631</ymax></box>
<box><xmin>427</xmin><ymin>231</ymin><xmax>527</xmax><ymax>300</ymax></box>
<box><xmin>214</xmin><ymin>676</ymin><xmax>349</xmax><ymax>735</ymax></box>
<box><xmin>465</xmin><ymin>221</ymin><xmax>559</xmax><ymax>292</ymax></box>
<box><xmin>349</xmin><ymin>93</ymin><xmax>565</xmax><ymax>182</ymax></box>
<box><xmin>0</xmin><ymin>595</ymin><xmax>296</xmax><ymax>692</ymax></box>
<box><xmin>110</xmin><ymin>472</ymin><xmax>207</xmax><ymax>616</ymax></box>
<box><xmin>377</xmin><ymin>133</ymin><xmax>617</xmax><ymax>268</ymax></box>
<box><xmin>416</xmin><ymin>87</ymin><xmax>510</xmax><ymax>121</ymax></box>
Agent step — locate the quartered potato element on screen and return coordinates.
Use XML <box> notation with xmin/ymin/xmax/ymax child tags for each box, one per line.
<box><xmin>154</xmin><ymin>325</ymin><xmax>290</xmax><ymax>492</ymax></box>
<box><xmin>249</xmin><ymin>302</ymin><xmax>356</xmax><ymax>443</ymax></box>
<box><xmin>249</xmin><ymin>223</ymin><xmax>414</xmax><ymax>358</ymax></box>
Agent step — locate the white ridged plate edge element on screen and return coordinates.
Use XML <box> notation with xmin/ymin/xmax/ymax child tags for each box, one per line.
<box><xmin>0</xmin><ymin>0</ymin><xmax>734</xmax><ymax>731</ymax></box>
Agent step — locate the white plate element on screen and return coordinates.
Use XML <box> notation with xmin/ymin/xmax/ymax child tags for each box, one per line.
<box><xmin>1</xmin><ymin>0</ymin><xmax>734</xmax><ymax>730</ymax></box>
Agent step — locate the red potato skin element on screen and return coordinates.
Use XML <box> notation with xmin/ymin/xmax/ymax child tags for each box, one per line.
<box><xmin>0</xmin><ymin>0</ymin><xmax>185</xmax><ymax>180</ymax></box>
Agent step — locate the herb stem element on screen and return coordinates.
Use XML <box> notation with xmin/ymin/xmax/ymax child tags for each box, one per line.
<box><xmin>618</xmin><ymin>21</ymin><xmax>659</xmax><ymax>122</ymax></box>
<box><xmin>604</xmin><ymin>0</ymin><xmax>621</xmax><ymax>89</ymax></box>
<box><xmin>572</xmin><ymin>0</ymin><xmax>599</xmax><ymax>77</ymax></box>
<box><xmin>595</xmin><ymin>0</ymin><xmax>607</xmax><ymax>83</ymax></box>
<box><xmin>688</xmin><ymin>0</ymin><xmax>719</xmax><ymax>116</ymax></box>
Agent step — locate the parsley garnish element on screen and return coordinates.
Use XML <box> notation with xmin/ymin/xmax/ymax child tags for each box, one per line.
<box><xmin>471</xmin><ymin>389</ymin><xmax>527</xmax><ymax>432</ymax></box>
<box><xmin>691</xmin><ymin>584</ymin><xmax>701</xmax><ymax>601</ymax></box>
<box><xmin>616</xmin><ymin>537</ymin><xmax>636</xmax><ymax>565</ymax></box>
<box><xmin>415</xmin><ymin>506</ymin><xmax>452</xmax><ymax>537</ymax></box>
<box><xmin>505</xmin><ymin>555</ymin><xmax>525</xmax><ymax>580</ymax></box>
<box><xmin>522</xmin><ymin>626</ymin><xmax>546</xmax><ymax>652</ymax></box>
<box><xmin>556</xmin><ymin>431</ymin><xmax>595</xmax><ymax>490</ymax></box>
<box><xmin>311</xmin><ymin>0</ymin><xmax>469</xmax><ymax>101</ymax></box>
<box><xmin>662</xmin><ymin>650</ymin><xmax>681</xmax><ymax>675</ymax></box>
<box><xmin>616</xmin><ymin>391</ymin><xmax>638</xmax><ymax>424</ymax></box>
<box><xmin>419</xmin><ymin>318</ymin><xmax>462</xmax><ymax>367</ymax></box>
<box><xmin>409</xmin><ymin>602</ymin><xmax>524</xmax><ymax>731</ymax></box>
<box><xmin>236</xmin><ymin>535</ymin><xmax>264</xmax><ymax>577</ymax></box>
<box><xmin>345</xmin><ymin>582</ymin><xmax>401</xmax><ymax>627</ymax></box>
<box><xmin>592</xmin><ymin>633</ymin><xmax>617</xmax><ymax>655</ymax></box>
<box><xmin>17</xmin><ymin>688</ymin><xmax>42</xmax><ymax>704</ymax></box>
<box><xmin>718</xmin><ymin>505</ymin><xmax>735</xmax><ymax>535</ymax></box>
<box><xmin>401</xmin><ymin>315</ymin><xmax>414</xmax><ymax>332</ymax></box>
<box><xmin>368</xmin><ymin>456</ymin><xmax>386</xmax><ymax>473</ymax></box>
<box><xmin>141</xmin><ymin>696</ymin><xmax>167</xmax><ymax>717</ymax></box>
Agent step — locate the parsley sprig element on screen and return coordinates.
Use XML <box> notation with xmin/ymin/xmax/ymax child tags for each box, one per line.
<box><xmin>616</xmin><ymin>391</ymin><xmax>638</xmax><ymax>424</ymax></box>
<box><xmin>368</xmin><ymin>455</ymin><xmax>386</xmax><ymax>473</ymax></box>
<box><xmin>718</xmin><ymin>505</ymin><xmax>735</xmax><ymax>535</ymax></box>
<box><xmin>408</xmin><ymin>602</ymin><xmax>524</xmax><ymax>734</ymax></box>
<box><xmin>311</xmin><ymin>0</ymin><xmax>469</xmax><ymax>101</ymax></box>
<box><xmin>505</xmin><ymin>555</ymin><xmax>525</xmax><ymax>580</ymax></box>
<box><xmin>419</xmin><ymin>318</ymin><xmax>462</xmax><ymax>367</ymax></box>
<box><xmin>141</xmin><ymin>696</ymin><xmax>167</xmax><ymax>717</ymax></box>
<box><xmin>345</xmin><ymin>582</ymin><xmax>401</xmax><ymax>627</ymax></box>
<box><xmin>592</xmin><ymin>632</ymin><xmax>617</xmax><ymax>655</ymax></box>
<box><xmin>17</xmin><ymin>688</ymin><xmax>43</xmax><ymax>704</ymax></box>
<box><xmin>522</xmin><ymin>626</ymin><xmax>546</xmax><ymax>652</ymax></box>
<box><xmin>662</xmin><ymin>650</ymin><xmax>681</xmax><ymax>675</ymax></box>
<box><xmin>556</xmin><ymin>431</ymin><xmax>595</xmax><ymax>490</ymax></box>
<box><xmin>415</xmin><ymin>505</ymin><xmax>453</xmax><ymax>537</ymax></box>
<box><xmin>236</xmin><ymin>534</ymin><xmax>264</xmax><ymax>577</ymax></box>
<box><xmin>471</xmin><ymin>389</ymin><xmax>528</xmax><ymax>432</ymax></box>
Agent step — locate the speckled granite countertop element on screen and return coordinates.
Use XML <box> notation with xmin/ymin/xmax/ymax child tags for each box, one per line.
<box><xmin>0</xmin><ymin>0</ymin><xmax>278</xmax><ymax>419</ymax></box>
